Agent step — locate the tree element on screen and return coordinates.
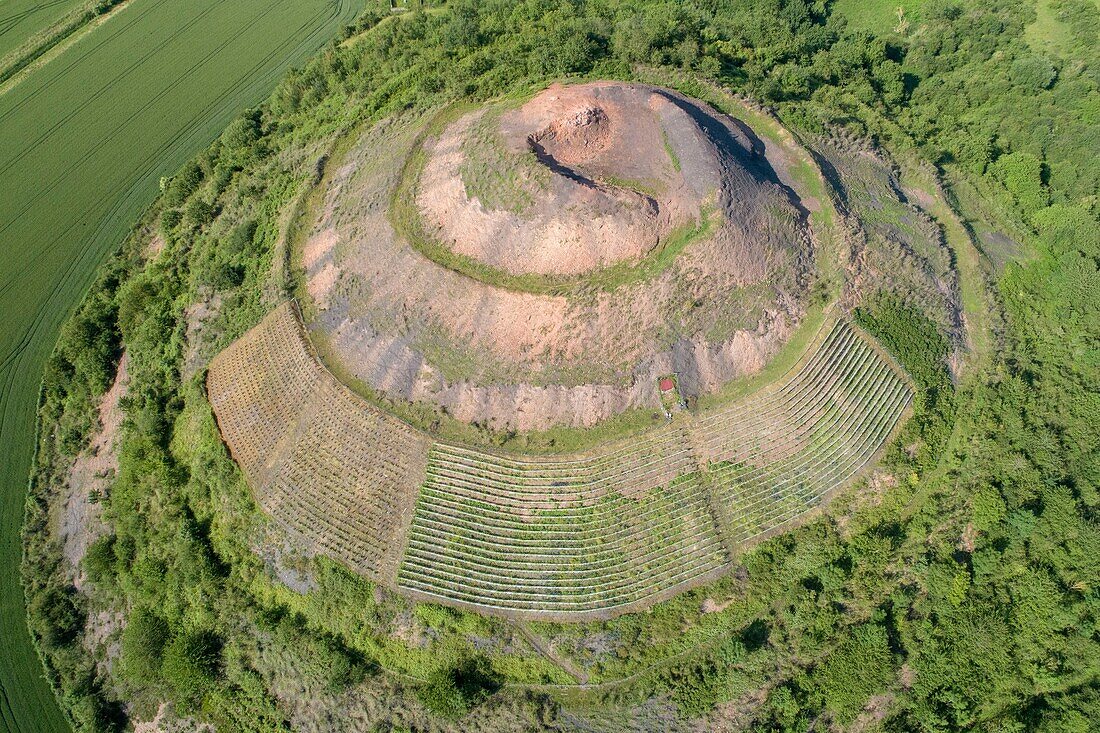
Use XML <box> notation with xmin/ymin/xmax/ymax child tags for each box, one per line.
<box><xmin>416</xmin><ymin>657</ymin><xmax>499</xmax><ymax>720</ymax></box>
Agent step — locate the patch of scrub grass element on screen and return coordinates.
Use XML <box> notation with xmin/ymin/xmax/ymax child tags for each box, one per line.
<box><xmin>831</xmin><ymin>0</ymin><xmax>926</xmax><ymax>34</ymax></box>
<box><xmin>662</xmin><ymin>127</ymin><xmax>682</xmax><ymax>172</ymax></box>
<box><xmin>460</xmin><ymin>107</ymin><xmax>549</xmax><ymax>215</ymax></box>
<box><xmin>601</xmin><ymin>174</ymin><xmax>666</xmax><ymax>198</ymax></box>
<box><xmin>896</xmin><ymin>161</ymin><xmax>995</xmax><ymax>376</ymax></box>
<box><xmin>1024</xmin><ymin>0</ymin><xmax>1074</xmax><ymax>55</ymax></box>
<box><xmin>416</xmin><ymin>322</ymin><xmax>624</xmax><ymax>387</ymax></box>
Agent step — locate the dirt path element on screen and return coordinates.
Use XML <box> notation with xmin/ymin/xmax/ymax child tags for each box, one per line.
<box><xmin>61</xmin><ymin>351</ymin><xmax>127</xmax><ymax>588</ymax></box>
<box><xmin>512</xmin><ymin>622</ymin><xmax>590</xmax><ymax>685</ymax></box>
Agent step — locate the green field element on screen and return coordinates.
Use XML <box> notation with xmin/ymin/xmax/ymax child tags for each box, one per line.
<box><xmin>0</xmin><ymin>0</ymin><xmax>86</xmax><ymax>60</ymax></box>
<box><xmin>0</xmin><ymin>1</ymin><xmax>363</xmax><ymax>731</ymax></box>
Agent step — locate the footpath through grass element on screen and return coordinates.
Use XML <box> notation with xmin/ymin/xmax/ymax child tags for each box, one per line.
<box><xmin>0</xmin><ymin>1</ymin><xmax>363</xmax><ymax>731</ymax></box>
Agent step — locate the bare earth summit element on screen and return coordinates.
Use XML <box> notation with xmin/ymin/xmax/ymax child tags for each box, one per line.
<box><xmin>301</xmin><ymin>81</ymin><xmax>815</xmax><ymax>430</ymax></box>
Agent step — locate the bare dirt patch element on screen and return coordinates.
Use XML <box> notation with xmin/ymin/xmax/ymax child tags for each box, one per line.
<box><xmin>60</xmin><ymin>352</ymin><xmax>128</xmax><ymax>589</ymax></box>
<box><xmin>132</xmin><ymin>703</ymin><xmax>213</xmax><ymax>733</ymax></box>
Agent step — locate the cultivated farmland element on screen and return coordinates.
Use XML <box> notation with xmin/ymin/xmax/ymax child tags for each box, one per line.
<box><xmin>208</xmin><ymin>304</ymin><xmax>913</xmax><ymax>620</ymax></box>
<box><xmin>0</xmin><ymin>2</ymin><xmax>363</xmax><ymax>730</ymax></box>
<box><xmin>0</xmin><ymin>0</ymin><xmax>86</xmax><ymax>66</ymax></box>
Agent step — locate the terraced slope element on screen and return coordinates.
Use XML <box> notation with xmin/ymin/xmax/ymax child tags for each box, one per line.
<box><xmin>208</xmin><ymin>307</ymin><xmax>912</xmax><ymax>620</ymax></box>
<box><xmin>699</xmin><ymin>324</ymin><xmax>913</xmax><ymax>546</ymax></box>
<box><xmin>208</xmin><ymin>303</ymin><xmax>431</xmax><ymax>583</ymax></box>
<box><xmin>396</xmin><ymin>435</ymin><xmax>728</xmax><ymax>617</ymax></box>
<box><xmin>395</xmin><ymin>321</ymin><xmax>911</xmax><ymax>618</ymax></box>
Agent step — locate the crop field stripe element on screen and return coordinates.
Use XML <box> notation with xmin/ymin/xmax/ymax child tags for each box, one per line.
<box><xmin>407</xmin><ymin>481</ymin><xmax>707</xmax><ymax>535</ymax></box>
<box><xmin>423</xmin><ymin>451</ymin><xmax>694</xmax><ymax>498</ymax></box>
<box><xmin>0</xmin><ymin>0</ymin><xmax>85</xmax><ymax>61</ymax></box>
<box><xmin>435</xmin><ymin>428</ymin><xmax>693</xmax><ymax>468</ymax></box>
<box><xmin>397</xmin><ymin>560</ymin><xmax>729</xmax><ymax>613</ymax></box>
<box><xmin>736</xmin><ymin>397</ymin><xmax>910</xmax><ymax>542</ymax></box>
<box><xmin>696</xmin><ymin>324</ymin><xmax>858</xmax><ymax>440</ymax></box>
<box><xmin>405</xmin><ymin>486</ymin><xmax>714</xmax><ymax>550</ymax></box>
<box><xmin>694</xmin><ymin>319</ymin><xmax>851</xmax><ymax>425</ymax></box>
<box><xmin>708</xmin><ymin>342</ymin><xmax>904</xmax><ymax>485</ymax></box>
<box><xmin>1</xmin><ymin>0</ymin><xmax>353</xmax><ymax>315</ymax></box>
<box><xmin>716</xmin><ymin>381</ymin><xmax>908</xmax><ymax>524</ymax></box>
<box><xmin>403</xmin><ymin>501</ymin><xmax>716</xmax><ymax>556</ymax></box>
<box><xmin>399</xmin><ymin>529</ymin><xmax>722</xmax><ymax>584</ymax></box>
<box><xmin>729</xmin><ymin>391</ymin><xmax>911</xmax><ymax>544</ymax></box>
<box><xmin>694</xmin><ymin>331</ymin><xmax>863</xmax><ymax>456</ymax></box>
<box><xmin>0</xmin><ymin>0</ymin><xmax>350</xmax><ymax>300</ymax></box>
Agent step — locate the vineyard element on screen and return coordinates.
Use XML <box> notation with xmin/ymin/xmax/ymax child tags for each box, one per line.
<box><xmin>207</xmin><ymin>303</ymin><xmax>431</xmax><ymax>584</ymax></box>
<box><xmin>208</xmin><ymin>305</ymin><xmax>912</xmax><ymax>619</ymax></box>
<box><xmin>396</xmin><ymin>435</ymin><xmax>728</xmax><ymax>618</ymax></box>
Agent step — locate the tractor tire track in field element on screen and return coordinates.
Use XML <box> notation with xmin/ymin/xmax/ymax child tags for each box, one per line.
<box><xmin>0</xmin><ymin>0</ymin><xmax>73</xmax><ymax>37</ymax></box>
<box><xmin>0</xmin><ymin>1</ymin><xmax>361</xmax><ymax>731</ymax></box>
<box><xmin>0</xmin><ymin>0</ymin><xmax>213</xmax><ymax>171</ymax></box>
<box><xmin>0</xmin><ymin>0</ymin><xmax>347</xmax><ymax>314</ymax></box>
<box><xmin>0</xmin><ymin>0</ymin><xmax>169</xmax><ymax>115</ymax></box>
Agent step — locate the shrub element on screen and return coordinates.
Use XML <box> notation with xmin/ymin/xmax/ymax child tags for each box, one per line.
<box><xmin>163</xmin><ymin>161</ymin><xmax>204</xmax><ymax>208</ymax></box>
<box><xmin>416</xmin><ymin>657</ymin><xmax>499</xmax><ymax>720</ymax></box>
<box><xmin>184</xmin><ymin>198</ymin><xmax>215</xmax><ymax>228</ymax></box>
<box><xmin>27</xmin><ymin>585</ymin><xmax>83</xmax><ymax>651</ymax></box>
<box><xmin>161</xmin><ymin>629</ymin><xmax>222</xmax><ymax>706</ymax></box>
<box><xmin>815</xmin><ymin>623</ymin><xmax>895</xmax><ymax>724</ymax></box>
<box><xmin>83</xmin><ymin>535</ymin><xmax>117</xmax><ymax>584</ymax></box>
<box><xmin>119</xmin><ymin>608</ymin><xmax>170</xmax><ymax>685</ymax></box>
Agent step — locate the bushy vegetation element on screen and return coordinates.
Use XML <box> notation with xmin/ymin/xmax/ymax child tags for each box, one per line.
<box><xmin>416</xmin><ymin>657</ymin><xmax>501</xmax><ymax>720</ymax></box>
<box><xmin>856</xmin><ymin>293</ymin><xmax>957</xmax><ymax>471</ymax></box>
<box><xmin>22</xmin><ymin>0</ymin><xmax>1097</xmax><ymax>730</ymax></box>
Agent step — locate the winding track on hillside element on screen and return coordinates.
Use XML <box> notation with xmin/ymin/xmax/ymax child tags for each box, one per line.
<box><xmin>0</xmin><ymin>2</ymin><xmax>362</xmax><ymax>730</ymax></box>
